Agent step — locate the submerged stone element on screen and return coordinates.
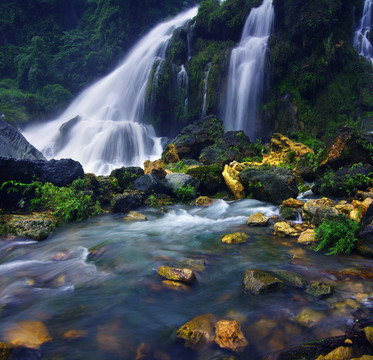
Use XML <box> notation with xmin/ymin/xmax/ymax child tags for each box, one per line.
<box><xmin>4</xmin><ymin>321</ymin><xmax>52</xmax><ymax>349</ymax></box>
<box><xmin>306</xmin><ymin>282</ymin><xmax>334</xmax><ymax>299</ymax></box>
<box><xmin>177</xmin><ymin>313</ymin><xmax>216</xmax><ymax>351</ymax></box>
<box><xmin>221</xmin><ymin>232</ymin><xmax>249</xmax><ymax>244</ymax></box>
<box><xmin>214</xmin><ymin>320</ymin><xmax>248</xmax><ymax>352</ymax></box>
<box><xmin>246</xmin><ymin>212</ymin><xmax>269</xmax><ymax>226</ymax></box>
<box><xmin>243</xmin><ymin>269</ymin><xmax>283</xmax><ymax>295</ymax></box>
<box><xmin>316</xmin><ymin>346</ymin><xmax>353</xmax><ymax>360</ymax></box>
<box><xmin>135</xmin><ymin>342</ymin><xmax>170</xmax><ymax>360</ymax></box>
<box><xmin>269</xmin><ymin>269</ymin><xmax>308</xmax><ymax>288</ymax></box>
<box><xmin>158</xmin><ymin>265</ymin><xmax>196</xmax><ymax>283</ymax></box>
<box><xmin>123</xmin><ymin>211</ymin><xmax>148</xmax><ymax>221</ymax></box>
<box><xmin>295</xmin><ymin>308</ymin><xmax>326</xmax><ymax>328</ymax></box>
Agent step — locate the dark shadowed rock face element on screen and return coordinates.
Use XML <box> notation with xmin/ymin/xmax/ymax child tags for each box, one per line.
<box><xmin>0</xmin><ymin>157</ymin><xmax>84</xmax><ymax>187</ymax></box>
<box><xmin>0</xmin><ymin>119</ymin><xmax>45</xmax><ymax>161</ymax></box>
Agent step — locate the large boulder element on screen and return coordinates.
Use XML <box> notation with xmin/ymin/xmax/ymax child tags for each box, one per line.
<box><xmin>222</xmin><ymin>161</ymin><xmax>246</xmax><ymax>199</ymax></box>
<box><xmin>0</xmin><ymin>119</ymin><xmax>45</xmax><ymax>161</ymax></box>
<box><xmin>164</xmin><ymin>173</ymin><xmax>200</xmax><ymax>199</ymax></box>
<box><xmin>111</xmin><ymin>191</ymin><xmax>144</xmax><ymax>213</ymax></box>
<box><xmin>165</xmin><ymin>116</ymin><xmax>224</xmax><ymax>160</ymax></box>
<box><xmin>109</xmin><ymin>167</ymin><xmax>144</xmax><ymax>192</ymax></box>
<box><xmin>134</xmin><ymin>174</ymin><xmax>170</xmax><ymax>195</ymax></box>
<box><xmin>186</xmin><ymin>164</ymin><xmax>225</xmax><ymax>195</ymax></box>
<box><xmin>199</xmin><ymin>130</ymin><xmax>254</xmax><ymax>165</ymax></box>
<box><xmin>239</xmin><ymin>165</ymin><xmax>298</xmax><ymax>204</ymax></box>
<box><xmin>0</xmin><ymin>157</ymin><xmax>84</xmax><ymax>187</ymax></box>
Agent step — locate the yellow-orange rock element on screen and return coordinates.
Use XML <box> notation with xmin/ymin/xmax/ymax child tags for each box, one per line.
<box><xmin>297</xmin><ymin>229</ymin><xmax>317</xmax><ymax>244</ymax></box>
<box><xmin>195</xmin><ymin>196</ymin><xmax>216</xmax><ymax>207</ymax></box>
<box><xmin>177</xmin><ymin>313</ymin><xmax>216</xmax><ymax>351</ymax></box>
<box><xmin>316</xmin><ymin>346</ymin><xmax>353</xmax><ymax>360</ymax></box>
<box><xmin>123</xmin><ymin>211</ymin><xmax>148</xmax><ymax>221</ymax></box>
<box><xmin>364</xmin><ymin>326</ymin><xmax>373</xmax><ymax>346</ymax></box>
<box><xmin>361</xmin><ymin>198</ymin><xmax>373</xmax><ymax>216</ymax></box>
<box><xmin>222</xmin><ymin>162</ymin><xmax>246</xmax><ymax>199</ymax></box>
<box><xmin>144</xmin><ymin>159</ymin><xmax>167</xmax><ymax>179</ymax></box>
<box><xmin>282</xmin><ymin>198</ymin><xmax>304</xmax><ymax>208</ymax></box>
<box><xmin>221</xmin><ymin>232</ymin><xmax>249</xmax><ymax>244</ymax></box>
<box><xmin>274</xmin><ymin>222</ymin><xmax>298</xmax><ymax>237</ymax></box>
<box><xmin>4</xmin><ymin>321</ymin><xmax>52</xmax><ymax>349</ymax></box>
<box><xmin>63</xmin><ymin>329</ymin><xmax>87</xmax><ymax>340</ymax></box>
<box><xmin>246</xmin><ymin>212</ymin><xmax>269</xmax><ymax>226</ymax></box>
<box><xmin>158</xmin><ymin>266</ymin><xmax>196</xmax><ymax>283</ymax></box>
<box><xmin>214</xmin><ymin>320</ymin><xmax>248</xmax><ymax>352</ymax></box>
<box><xmin>163</xmin><ymin>144</ymin><xmax>180</xmax><ymax>164</ymax></box>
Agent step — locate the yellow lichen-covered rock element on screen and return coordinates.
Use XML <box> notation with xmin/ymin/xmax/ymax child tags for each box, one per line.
<box><xmin>316</xmin><ymin>346</ymin><xmax>353</xmax><ymax>360</ymax></box>
<box><xmin>177</xmin><ymin>313</ymin><xmax>216</xmax><ymax>351</ymax></box>
<box><xmin>222</xmin><ymin>162</ymin><xmax>246</xmax><ymax>199</ymax></box>
<box><xmin>246</xmin><ymin>212</ymin><xmax>269</xmax><ymax>226</ymax></box>
<box><xmin>295</xmin><ymin>308</ymin><xmax>326</xmax><ymax>328</ymax></box>
<box><xmin>221</xmin><ymin>232</ymin><xmax>249</xmax><ymax>244</ymax></box>
<box><xmin>214</xmin><ymin>320</ymin><xmax>248</xmax><ymax>352</ymax></box>
<box><xmin>261</xmin><ymin>133</ymin><xmax>314</xmax><ymax>166</ymax></box>
<box><xmin>282</xmin><ymin>198</ymin><xmax>304</xmax><ymax>208</ymax></box>
<box><xmin>143</xmin><ymin>159</ymin><xmax>167</xmax><ymax>179</ymax></box>
<box><xmin>335</xmin><ymin>201</ymin><xmax>354</xmax><ymax>215</ymax></box>
<box><xmin>195</xmin><ymin>196</ymin><xmax>216</xmax><ymax>207</ymax></box>
<box><xmin>158</xmin><ymin>266</ymin><xmax>196</xmax><ymax>283</ymax></box>
<box><xmin>123</xmin><ymin>211</ymin><xmax>148</xmax><ymax>221</ymax></box>
<box><xmin>361</xmin><ymin>198</ymin><xmax>373</xmax><ymax>216</ymax></box>
<box><xmin>274</xmin><ymin>222</ymin><xmax>298</xmax><ymax>237</ymax></box>
<box><xmin>0</xmin><ymin>343</ymin><xmax>9</xmax><ymax>360</ymax></box>
<box><xmin>364</xmin><ymin>326</ymin><xmax>373</xmax><ymax>346</ymax></box>
<box><xmin>297</xmin><ymin>229</ymin><xmax>317</xmax><ymax>244</ymax></box>
<box><xmin>4</xmin><ymin>321</ymin><xmax>52</xmax><ymax>349</ymax></box>
<box><xmin>351</xmin><ymin>356</ymin><xmax>373</xmax><ymax>360</ymax></box>
<box><xmin>163</xmin><ymin>144</ymin><xmax>180</xmax><ymax>164</ymax></box>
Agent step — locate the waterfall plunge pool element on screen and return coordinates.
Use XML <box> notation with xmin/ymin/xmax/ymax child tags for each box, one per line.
<box><xmin>0</xmin><ymin>199</ymin><xmax>372</xmax><ymax>359</ymax></box>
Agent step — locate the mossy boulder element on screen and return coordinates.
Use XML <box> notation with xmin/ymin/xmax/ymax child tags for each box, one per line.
<box><xmin>221</xmin><ymin>232</ymin><xmax>249</xmax><ymax>244</ymax></box>
<box><xmin>0</xmin><ymin>213</ymin><xmax>58</xmax><ymax>241</ymax></box>
<box><xmin>158</xmin><ymin>266</ymin><xmax>196</xmax><ymax>283</ymax></box>
<box><xmin>306</xmin><ymin>282</ymin><xmax>334</xmax><ymax>299</ymax></box>
<box><xmin>186</xmin><ymin>164</ymin><xmax>225</xmax><ymax>195</ymax></box>
<box><xmin>246</xmin><ymin>212</ymin><xmax>269</xmax><ymax>226</ymax></box>
<box><xmin>177</xmin><ymin>313</ymin><xmax>216</xmax><ymax>350</ymax></box>
<box><xmin>134</xmin><ymin>174</ymin><xmax>170</xmax><ymax>196</ymax></box>
<box><xmin>243</xmin><ymin>269</ymin><xmax>283</xmax><ymax>295</ymax></box>
<box><xmin>109</xmin><ymin>166</ymin><xmax>144</xmax><ymax>192</ymax></box>
<box><xmin>239</xmin><ymin>165</ymin><xmax>298</xmax><ymax>205</ymax></box>
<box><xmin>269</xmin><ymin>269</ymin><xmax>308</xmax><ymax>288</ymax></box>
<box><xmin>111</xmin><ymin>191</ymin><xmax>144</xmax><ymax>213</ymax></box>
<box><xmin>279</xmin><ymin>205</ymin><xmax>300</xmax><ymax>221</ymax></box>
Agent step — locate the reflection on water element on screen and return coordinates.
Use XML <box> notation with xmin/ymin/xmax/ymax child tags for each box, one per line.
<box><xmin>0</xmin><ymin>199</ymin><xmax>372</xmax><ymax>359</ymax></box>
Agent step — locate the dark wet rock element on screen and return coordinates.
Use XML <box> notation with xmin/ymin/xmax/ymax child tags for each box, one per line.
<box><xmin>312</xmin><ymin>206</ymin><xmax>339</xmax><ymax>226</ymax></box>
<box><xmin>111</xmin><ymin>191</ymin><xmax>144</xmax><ymax>213</ymax></box>
<box><xmin>177</xmin><ymin>313</ymin><xmax>216</xmax><ymax>351</ymax></box>
<box><xmin>306</xmin><ymin>282</ymin><xmax>334</xmax><ymax>299</ymax></box>
<box><xmin>0</xmin><ymin>214</ymin><xmax>58</xmax><ymax>241</ymax></box>
<box><xmin>239</xmin><ymin>166</ymin><xmax>298</xmax><ymax>205</ymax></box>
<box><xmin>56</xmin><ymin>116</ymin><xmax>80</xmax><ymax>150</ymax></box>
<box><xmin>280</xmin><ymin>206</ymin><xmax>300</xmax><ymax>221</ymax></box>
<box><xmin>319</xmin><ymin>128</ymin><xmax>373</xmax><ymax>171</ymax></box>
<box><xmin>0</xmin><ymin>118</ymin><xmax>45</xmax><ymax>161</ymax></box>
<box><xmin>164</xmin><ymin>173</ymin><xmax>200</xmax><ymax>193</ymax></box>
<box><xmin>313</xmin><ymin>163</ymin><xmax>373</xmax><ymax>197</ymax></box>
<box><xmin>295</xmin><ymin>155</ymin><xmax>317</xmax><ymax>181</ymax></box>
<box><xmin>166</xmin><ymin>116</ymin><xmax>224</xmax><ymax>160</ymax></box>
<box><xmin>134</xmin><ymin>174</ymin><xmax>170</xmax><ymax>195</ymax></box>
<box><xmin>186</xmin><ymin>164</ymin><xmax>225</xmax><ymax>195</ymax></box>
<box><xmin>243</xmin><ymin>269</ymin><xmax>283</xmax><ymax>295</ymax></box>
<box><xmin>109</xmin><ymin>167</ymin><xmax>144</xmax><ymax>192</ymax></box>
<box><xmin>269</xmin><ymin>270</ymin><xmax>308</xmax><ymax>288</ymax></box>
<box><xmin>158</xmin><ymin>266</ymin><xmax>196</xmax><ymax>283</ymax></box>
<box><xmin>0</xmin><ymin>157</ymin><xmax>84</xmax><ymax>187</ymax></box>
<box><xmin>199</xmin><ymin>130</ymin><xmax>254</xmax><ymax>165</ymax></box>
<box><xmin>358</xmin><ymin>204</ymin><xmax>373</xmax><ymax>255</ymax></box>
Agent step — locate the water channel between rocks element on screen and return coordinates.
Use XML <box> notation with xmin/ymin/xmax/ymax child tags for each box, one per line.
<box><xmin>0</xmin><ymin>199</ymin><xmax>372</xmax><ymax>359</ymax></box>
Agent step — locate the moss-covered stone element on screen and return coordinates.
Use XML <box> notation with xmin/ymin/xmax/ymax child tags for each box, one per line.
<box><xmin>158</xmin><ymin>265</ymin><xmax>196</xmax><ymax>283</ymax></box>
<box><xmin>243</xmin><ymin>269</ymin><xmax>283</xmax><ymax>295</ymax></box>
<box><xmin>221</xmin><ymin>232</ymin><xmax>249</xmax><ymax>244</ymax></box>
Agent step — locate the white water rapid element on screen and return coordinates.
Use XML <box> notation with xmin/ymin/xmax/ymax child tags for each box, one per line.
<box><xmin>23</xmin><ymin>7</ymin><xmax>198</xmax><ymax>175</ymax></box>
<box><xmin>353</xmin><ymin>0</ymin><xmax>373</xmax><ymax>63</ymax></box>
<box><xmin>221</xmin><ymin>0</ymin><xmax>274</xmax><ymax>140</ymax></box>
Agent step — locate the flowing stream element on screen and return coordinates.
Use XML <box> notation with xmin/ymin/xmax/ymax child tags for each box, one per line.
<box><xmin>0</xmin><ymin>199</ymin><xmax>372</xmax><ymax>359</ymax></box>
<box><xmin>353</xmin><ymin>0</ymin><xmax>373</xmax><ymax>63</ymax></box>
<box><xmin>221</xmin><ymin>0</ymin><xmax>274</xmax><ymax>141</ymax></box>
<box><xmin>22</xmin><ymin>8</ymin><xmax>198</xmax><ymax>175</ymax></box>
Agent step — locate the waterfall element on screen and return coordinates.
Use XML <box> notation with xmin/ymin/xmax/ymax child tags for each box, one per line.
<box><xmin>23</xmin><ymin>7</ymin><xmax>198</xmax><ymax>175</ymax></box>
<box><xmin>201</xmin><ymin>63</ymin><xmax>212</xmax><ymax>118</ymax></box>
<box><xmin>221</xmin><ymin>0</ymin><xmax>274</xmax><ymax>141</ymax></box>
<box><xmin>187</xmin><ymin>21</ymin><xmax>196</xmax><ymax>60</ymax></box>
<box><xmin>177</xmin><ymin>65</ymin><xmax>189</xmax><ymax>114</ymax></box>
<box><xmin>353</xmin><ymin>0</ymin><xmax>373</xmax><ymax>63</ymax></box>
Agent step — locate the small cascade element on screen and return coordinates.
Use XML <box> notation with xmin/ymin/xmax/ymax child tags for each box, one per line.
<box><xmin>177</xmin><ymin>65</ymin><xmax>189</xmax><ymax>114</ymax></box>
<box><xmin>23</xmin><ymin>7</ymin><xmax>198</xmax><ymax>175</ymax></box>
<box><xmin>187</xmin><ymin>21</ymin><xmax>196</xmax><ymax>60</ymax></box>
<box><xmin>221</xmin><ymin>0</ymin><xmax>274</xmax><ymax>140</ymax></box>
<box><xmin>201</xmin><ymin>62</ymin><xmax>212</xmax><ymax>118</ymax></box>
<box><xmin>353</xmin><ymin>0</ymin><xmax>373</xmax><ymax>63</ymax></box>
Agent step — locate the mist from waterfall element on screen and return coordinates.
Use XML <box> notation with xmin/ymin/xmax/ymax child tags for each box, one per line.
<box><xmin>353</xmin><ymin>0</ymin><xmax>373</xmax><ymax>63</ymax></box>
<box><xmin>23</xmin><ymin>7</ymin><xmax>198</xmax><ymax>175</ymax></box>
<box><xmin>221</xmin><ymin>0</ymin><xmax>274</xmax><ymax>141</ymax></box>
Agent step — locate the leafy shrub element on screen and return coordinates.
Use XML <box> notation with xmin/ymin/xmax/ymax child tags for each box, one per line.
<box><xmin>173</xmin><ymin>184</ymin><xmax>196</xmax><ymax>202</ymax></box>
<box><xmin>340</xmin><ymin>172</ymin><xmax>373</xmax><ymax>196</ymax></box>
<box><xmin>319</xmin><ymin>168</ymin><xmax>335</xmax><ymax>195</ymax></box>
<box><xmin>314</xmin><ymin>214</ymin><xmax>360</xmax><ymax>255</ymax></box>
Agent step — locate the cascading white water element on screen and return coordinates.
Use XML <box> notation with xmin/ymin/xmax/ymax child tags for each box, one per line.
<box><xmin>201</xmin><ymin>62</ymin><xmax>212</xmax><ymax>118</ymax></box>
<box><xmin>353</xmin><ymin>0</ymin><xmax>373</xmax><ymax>63</ymax></box>
<box><xmin>177</xmin><ymin>65</ymin><xmax>189</xmax><ymax>114</ymax></box>
<box><xmin>221</xmin><ymin>0</ymin><xmax>274</xmax><ymax>140</ymax></box>
<box><xmin>23</xmin><ymin>7</ymin><xmax>198</xmax><ymax>175</ymax></box>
